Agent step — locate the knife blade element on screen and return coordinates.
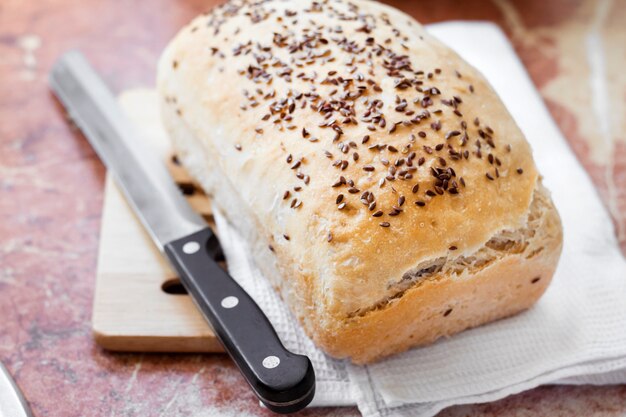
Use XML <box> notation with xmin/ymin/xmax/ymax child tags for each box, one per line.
<box><xmin>49</xmin><ymin>50</ymin><xmax>315</xmax><ymax>413</ymax></box>
<box><xmin>0</xmin><ymin>362</ymin><xmax>34</xmax><ymax>417</ymax></box>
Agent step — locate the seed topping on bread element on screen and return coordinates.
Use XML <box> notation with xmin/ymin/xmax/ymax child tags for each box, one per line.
<box><xmin>166</xmin><ymin>0</ymin><xmax>522</xmax><ymax>233</ymax></box>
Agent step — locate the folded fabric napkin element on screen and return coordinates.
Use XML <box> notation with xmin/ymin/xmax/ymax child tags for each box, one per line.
<box><xmin>210</xmin><ymin>22</ymin><xmax>626</xmax><ymax>417</ymax></box>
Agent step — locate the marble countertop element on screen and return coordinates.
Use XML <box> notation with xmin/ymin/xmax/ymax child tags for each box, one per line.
<box><xmin>0</xmin><ymin>0</ymin><xmax>624</xmax><ymax>416</ymax></box>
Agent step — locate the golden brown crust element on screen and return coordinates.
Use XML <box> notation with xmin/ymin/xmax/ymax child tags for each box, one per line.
<box><xmin>326</xmin><ymin>245</ymin><xmax>561</xmax><ymax>364</ymax></box>
<box><xmin>311</xmin><ymin>183</ymin><xmax>563</xmax><ymax>363</ymax></box>
<box><xmin>158</xmin><ymin>0</ymin><xmax>563</xmax><ymax>363</ymax></box>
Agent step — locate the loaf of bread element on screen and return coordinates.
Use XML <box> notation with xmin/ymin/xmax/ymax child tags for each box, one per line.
<box><xmin>157</xmin><ymin>0</ymin><xmax>563</xmax><ymax>363</ymax></box>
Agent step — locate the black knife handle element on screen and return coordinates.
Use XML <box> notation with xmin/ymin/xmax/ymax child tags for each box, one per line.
<box><xmin>164</xmin><ymin>227</ymin><xmax>315</xmax><ymax>413</ymax></box>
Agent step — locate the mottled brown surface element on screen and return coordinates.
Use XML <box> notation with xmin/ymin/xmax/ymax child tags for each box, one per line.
<box><xmin>0</xmin><ymin>0</ymin><xmax>624</xmax><ymax>416</ymax></box>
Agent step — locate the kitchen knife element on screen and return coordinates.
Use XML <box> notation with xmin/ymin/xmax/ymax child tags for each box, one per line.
<box><xmin>0</xmin><ymin>362</ymin><xmax>34</xmax><ymax>417</ymax></box>
<box><xmin>49</xmin><ymin>50</ymin><xmax>315</xmax><ymax>414</ymax></box>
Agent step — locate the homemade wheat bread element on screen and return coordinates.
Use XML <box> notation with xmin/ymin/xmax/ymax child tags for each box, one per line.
<box><xmin>157</xmin><ymin>0</ymin><xmax>563</xmax><ymax>364</ymax></box>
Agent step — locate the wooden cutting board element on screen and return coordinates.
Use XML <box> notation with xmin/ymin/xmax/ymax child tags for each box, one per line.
<box><xmin>92</xmin><ymin>89</ymin><xmax>223</xmax><ymax>352</ymax></box>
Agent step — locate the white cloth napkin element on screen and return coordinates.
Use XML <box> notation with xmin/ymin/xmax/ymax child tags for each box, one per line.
<box><xmin>211</xmin><ymin>22</ymin><xmax>626</xmax><ymax>417</ymax></box>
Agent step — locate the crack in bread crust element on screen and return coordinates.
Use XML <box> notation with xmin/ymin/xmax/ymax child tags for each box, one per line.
<box><xmin>348</xmin><ymin>182</ymin><xmax>555</xmax><ymax>318</ymax></box>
